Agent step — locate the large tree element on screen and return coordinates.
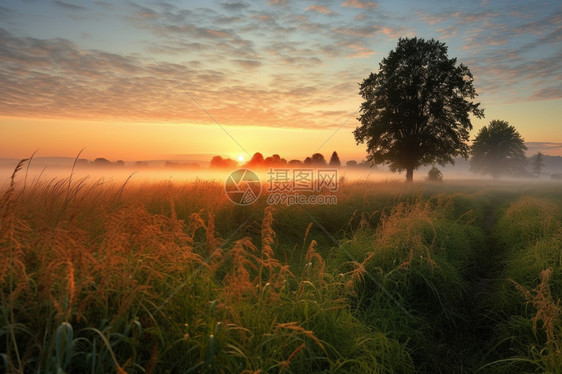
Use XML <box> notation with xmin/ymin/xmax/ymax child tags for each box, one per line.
<box><xmin>470</xmin><ymin>120</ymin><xmax>527</xmax><ymax>178</ymax></box>
<box><xmin>354</xmin><ymin>37</ymin><xmax>484</xmax><ymax>182</ymax></box>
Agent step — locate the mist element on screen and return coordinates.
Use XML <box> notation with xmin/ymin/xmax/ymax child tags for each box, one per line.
<box><xmin>2</xmin><ymin>159</ymin><xmax>559</xmax><ymax>194</ymax></box>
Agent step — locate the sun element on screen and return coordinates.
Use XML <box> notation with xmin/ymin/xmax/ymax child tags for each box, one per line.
<box><xmin>237</xmin><ymin>154</ymin><xmax>244</xmax><ymax>162</ymax></box>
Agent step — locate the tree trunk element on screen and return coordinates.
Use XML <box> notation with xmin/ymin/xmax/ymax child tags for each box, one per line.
<box><xmin>406</xmin><ymin>168</ymin><xmax>413</xmax><ymax>183</ymax></box>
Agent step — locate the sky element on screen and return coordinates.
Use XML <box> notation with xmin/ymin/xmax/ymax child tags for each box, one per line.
<box><xmin>1</xmin><ymin>0</ymin><xmax>561</xmax><ymax>164</ymax></box>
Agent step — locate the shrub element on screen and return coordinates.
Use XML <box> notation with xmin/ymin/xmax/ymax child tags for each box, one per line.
<box><xmin>426</xmin><ymin>166</ymin><xmax>443</xmax><ymax>182</ymax></box>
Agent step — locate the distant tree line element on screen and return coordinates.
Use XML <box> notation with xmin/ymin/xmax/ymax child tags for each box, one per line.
<box><xmin>209</xmin><ymin>151</ymin><xmax>373</xmax><ymax>169</ymax></box>
<box><xmin>164</xmin><ymin>161</ymin><xmax>200</xmax><ymax>169</ymax></box>
<box><xmin>209</xmin><ymin>156</ymin><xmax>238</xmax><ymax>169</ymax></box>
<box><xmin>76</xmin><ymin>158</ymin><xmax>126</xmax><ymax>168</ymax></box>
<box><xmin>74</xmin><ymin>158</ymin><xmax>200</xmax><ymax>169</ymax></box>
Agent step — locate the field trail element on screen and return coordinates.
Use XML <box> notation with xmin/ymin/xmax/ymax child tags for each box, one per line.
<box><xmin>440</xmin><ymin>199</ymin><xmax>507</xmax><ymax>371</ymax></box>
<box><xmin>472</xmin><ymin>204</ymin><xmax>499</xmax><ymax>299</ymax></box>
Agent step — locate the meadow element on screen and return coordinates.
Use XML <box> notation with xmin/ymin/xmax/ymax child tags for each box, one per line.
<box><xmin>1</xmin><ymin>160</ymin><xmax>562</xmax><ymax>373</ymax></box>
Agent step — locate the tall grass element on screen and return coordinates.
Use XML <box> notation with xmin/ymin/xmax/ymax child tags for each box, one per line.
<box><xmin>0</xmin><ymin>164</ymin><xmax>415</xmax><ymax>373</ymax></box>
<box><xmin>482</xmin><ymin>195</ymin><xmax>562</xmax><ymax>373</ymax></box>
<box><xmin>2</xmin><ymin>161</ymin><xmax>561</xmax><ymax>373</ymax></box>
<box><xmin>330</xmin><ymin>195</ymin><xmax>488</xmax><ymax>372</ymax></box>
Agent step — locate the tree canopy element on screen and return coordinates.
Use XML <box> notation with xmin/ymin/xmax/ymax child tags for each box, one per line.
<box><xmin>329</xmin><ymin>151</ymin><xmax>341</xmax><ymax>167</ymax></box>
<box><xmin>354</xmin><ymin>37</ymin><xmax>484</xmax><ymax>182</ymax></box>
<box><xmin>210</xmin><ymin>156</ymin><xmax>238</xmax><ymax>169</ymax></box>
<box><xmin>304</xmin><ymin>153</ymin><xmax>327</xmax><ymax>166</ymax></box>
<box><xmin>469</xmin><ymin>120</ymin><xmax>527</xmax><ymax>178</ymax></box>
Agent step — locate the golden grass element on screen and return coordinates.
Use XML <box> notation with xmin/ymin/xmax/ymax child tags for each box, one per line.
<box><xmin>2</xmin><ymin>168</ymin><xmax>360</xmax><ymax>372</ymax></box>
<box><xmin>512</xmin><ymin>268</ymin><xmax>561</xmax><ymax>346</ymax></box>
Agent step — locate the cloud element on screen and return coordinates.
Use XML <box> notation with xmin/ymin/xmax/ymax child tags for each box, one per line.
<box><xmin>221</xmin><ymin>2</ymin><xmax>250</xmax><ymax>12</ymax></box>
<box><xmin>53</xmin><ymin>1</ymin><xmax>87</xmax><ymax>11</ymax></box>
<box><xmin>280</xmin><ymin>56</ymin><xmax>322</xmax><ymax>65</ymax></box>
<box><xmin>0</xmin><ymin>27</ymin><xmax>362</xmax><ymax>130</ymax></box>
<box><xmin>417</xmin><ymin>12</ymin><xmax>449</xmax><ymax>25</ymax></box>
<box><xmin>454</xmin><ymin>11</ymin><xmax>498</xmax><ymax>25</ymax></box>
<box><xmin>526</xmin><ymin>142</ymin><xmax>562</xmax><ymax>156</ymax></box>
<box><xmin>125</xmin><ymin>3</ymin><xmax>260</xmax><ymax>62</ymax></box>
<box><xmin>265</xmin><ymin>41</ymin><xmax>325</xmax><ymax>65</ymax></box>
<box><xmin>538</xmin><ymin>26</ymin><xmax>562</xmax><ymax>44</ymax></box>
<box><xmin>510</xmin><ymin>10</ymin><xmax>562</xmax><ymax>37</ymax></box>
<box><xmin>420</xmin><ymin>6</ymin><xmax>561</xmax><ymax>53</ymax></box>
<box><xmin>437</xmin><ymin>25</ymin><xmax>457</xmax><ymax>39</ymax></box>
<box><xmin>5</xmin><ymin>0</ymin><xmax>558</xmax><ymax>132</ymax></box>
<box><xmin>338</xmin><ymin>41</ymin><xmax>376</xmax><ymax>58</ymax></box>
<box><xmin>464</xmin><ymin>48</ymin><xmax>562</xmax><ymax>104</ymax></box>
<box><xmin>380</xmin><ymin>26</ymin><xmax>405</xmax><ymax>38</ymax></box>
<box><xmin>530</xmin><ymin>87</ymin><xmax>562</xmax><ymax>101</ymax></box>
<box><xmin>145</xmin><ymin>41</ymin><xmax>209</xmax><ymax>55</ymax></box>
<box><xmin>130</xmin><ymin>3</ymin><xmax>160</xmax><ymax>20</ymax></box>
<box><xmin>415</xmin><ymin>4</ymin><xmax>562</xmax><ymax>104</ymax></box>
<box><xmin>214</xmin><ymin>16</ymin><xmax>244</xmax><ymax>25</ymax></box>
<box><xmin>0</xmin><ymin>6</ymin><xmax>12</xmax><ymax>21</ymax></box>
<box><xmin>332</xmin><ymin>24</ymin><xmax>404</xmax><ymax>40</ymax></box>
<box><xmin>232</xmin><ymin>59</ymin><xmax>262</xmax><ymax>69</ymax></box>
<box><xmin>341</xmin><ymin>0</ymin><xmax>377</xmax><ymax>9</ymax></box>
<box><xmin>124</xmin><ymin>0</ymin><xmax>396</xmax><ymax>72</ymax></box>
<box><xmin>268</xmin><ymin>0</ymin><xmax>286</xmax><ymax>6</ymax></box>
<box><xmin>334</xmin><ymin>25</ymin><xmax>380</xmax><ymax>38</ymax></box>
<box><xmin>306</xmin><ymin>5</ymin><xmax>336</xmax><ymax>16</ymax></box>
<box><xmin>93</xmin><ymin>2</ymin><xmax>114</xmax><ymax>10</ymax></box>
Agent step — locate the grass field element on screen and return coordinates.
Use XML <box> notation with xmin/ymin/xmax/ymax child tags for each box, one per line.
<box><xmin>2</xmin><ymin>161</ymin><xmax>562</xmax><ymax>373</ymax></box>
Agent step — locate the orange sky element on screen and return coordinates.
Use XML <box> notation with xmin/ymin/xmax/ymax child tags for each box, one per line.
<box><xmin>2</xmin><ymin>96</ymin><xmax>561</xmax><ymax>163</ymax></box>
<box><xmin>0</xmin><ymin>116</ymin><xmax>366</xmax><ymax>163</ymax></box>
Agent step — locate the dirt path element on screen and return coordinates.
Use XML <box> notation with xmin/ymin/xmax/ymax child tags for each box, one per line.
<box><xmin>443</xmin><ymin>200</ymin><xmax>507</xmax><ymax>372</ymax></box>
<box><xmin>472</xmin><ymin>204</ymin><xmax>498</xmax><ymax>299</ymax></box>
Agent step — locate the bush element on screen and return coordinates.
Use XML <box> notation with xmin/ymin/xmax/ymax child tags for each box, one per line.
<box><xmin>426</xmin><ymin>166</ymin><xmax>443</xmax><ymax>182</ymax></box>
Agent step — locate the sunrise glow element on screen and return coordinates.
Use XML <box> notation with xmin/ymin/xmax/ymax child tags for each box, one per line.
<box><xmin>0</xmin><ymin>0</ymin><xmax>561</xmax><ymax>164</ymax></box>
